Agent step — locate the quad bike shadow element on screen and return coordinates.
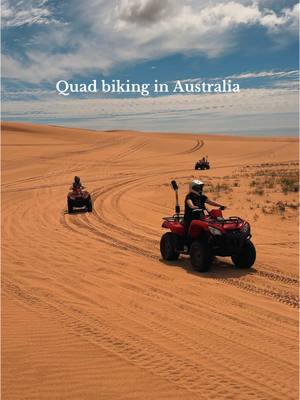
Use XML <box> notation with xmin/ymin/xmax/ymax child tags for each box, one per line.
<box><xmin>64</xmin><ymin>208</ymin><xmax>88</xmax><ymax>215</ymax></box>
<box><xmin>159</xmin><ymin>256</ymin><xmax>257</xmax><ymax>279</ymax></box>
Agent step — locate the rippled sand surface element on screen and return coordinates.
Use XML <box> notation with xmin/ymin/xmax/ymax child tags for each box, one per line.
<box><xmin>2</xmin><ymin>122</ymin><xmax>299</xmax><ymax>400</ymax></box>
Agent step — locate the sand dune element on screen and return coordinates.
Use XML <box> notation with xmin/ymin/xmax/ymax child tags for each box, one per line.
<box><xmin>2</xmin><ymin>122</ymin><xmax>299</xmax><ymax>400</ymax></box>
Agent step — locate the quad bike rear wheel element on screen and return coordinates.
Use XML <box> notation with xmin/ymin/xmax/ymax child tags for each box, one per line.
<box><xmin>87</xmin><ymin>199</ymin><xmax>93</xmax><ymax>212</ymax></box>
<box><xmin>67</xmin><ymin>199</ymin><xmax>73</xmax><ymax>214</ymax></box>
<box><xmin>160</xmin><ymin>232</ymin><xmax>180</xmax><ymax>261</ymax></box>
<box><xmin>231</xmin><ymin>240</ymin><xmax>256</xmax><ymax>269</ymax></box>
<box><xmin>190</xmin><ymin>240</ymin><xmax>213</xmax><ymax>272</ymax></box>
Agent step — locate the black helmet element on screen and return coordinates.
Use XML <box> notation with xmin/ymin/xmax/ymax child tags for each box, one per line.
<box><xmin>74</xmin><ymin>176</ymin><xmax>80</xmax><ymax>183</ymax></box>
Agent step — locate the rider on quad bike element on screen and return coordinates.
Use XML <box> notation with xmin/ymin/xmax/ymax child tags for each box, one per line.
<box><xmin>71</xmin><ymin>176</ymin><xmax>84</xmax><ymax>190</ymax></box>
<box><xmin>67</xmin><ymin>176</ymin><xmax>92</xmax><ymax>213</ymax></box>
<box><xmin>184</xmin><ymin>180</ymin><xmax>225</xmax><ymax>237</ymax></box>
<box><xmin>160</xmin><ymin>180</ymin><xmax>256</xmax><ymax>272</ymax></box>
<box><xmin>195</xmin><ymin>156</ymin><xmax>210</xmax><ymax>170</ymax></box>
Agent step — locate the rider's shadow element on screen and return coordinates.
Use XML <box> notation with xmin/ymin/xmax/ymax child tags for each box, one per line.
<box><xmin>159</xmin><ymin>257</ymin><xmax>257</xmax><ymax>279</ymax></box>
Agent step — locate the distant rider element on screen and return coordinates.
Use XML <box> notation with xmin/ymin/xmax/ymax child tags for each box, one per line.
<box><xmin>184</xmin><ymin>180</ymin><xmax>225</xmax><ymax>235</ymax></box>
<box><xmin>71</xmin><ymin>176</ymin><xmax>84</xmax><ymax>190</ymax></box>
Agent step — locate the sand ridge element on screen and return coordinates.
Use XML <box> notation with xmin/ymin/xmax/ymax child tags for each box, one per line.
<box><xmin>2</xmin><ymin>122</ymin><xmax>299</xmax><ymax>400</ymax></box>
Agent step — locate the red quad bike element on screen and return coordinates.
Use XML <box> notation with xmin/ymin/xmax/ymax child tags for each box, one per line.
<box><xmin>160</xmin><ymin>180</ymin><xmax>256</xmax><ymax>272</ymax></box>
<box><xmin>67</xmin><ymin>187</ymin><xmax>93</xmax><ymax>214</ymax></box>
<box><xmin>195</xmin><ymin>158</ymin><xmax>210</xmax><ymax>170</ymax></box>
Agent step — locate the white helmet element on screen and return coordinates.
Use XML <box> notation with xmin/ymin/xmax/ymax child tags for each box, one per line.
<box><xmin>189</xmin><ymin>179</ymin><xmax>204</xmax><ymax>194</ymax></box>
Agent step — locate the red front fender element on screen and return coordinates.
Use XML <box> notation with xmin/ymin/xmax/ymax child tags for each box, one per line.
<box><xmin>189</xmin><ymin>220</ymin><xmax>207</xmax><ymax>239</ymax></box>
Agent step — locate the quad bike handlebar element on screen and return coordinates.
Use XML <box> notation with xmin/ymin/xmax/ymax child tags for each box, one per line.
<box><xmin>193</xmin><ymin>206</ymin><xmax>226</xmax><ymax>213</ymax></box>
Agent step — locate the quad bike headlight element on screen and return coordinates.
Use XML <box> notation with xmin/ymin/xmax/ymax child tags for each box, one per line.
<box><xmin>242</xmin><ymin>222</ymin><xmax>250</xmax><ymax>234</ymax></box>
<box><xmin>208</xmin><ymin>226</ymin><xmax>222</xmax><ymax>236</ymax></box>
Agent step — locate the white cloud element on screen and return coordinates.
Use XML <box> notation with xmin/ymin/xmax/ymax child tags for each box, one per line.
<box><xmin>172</xmin><ymin>70</ymin><xmax>299</xmax><ymax>85</ymax></box>
<box><xmin>1</xmin><ymin>1</ymin><xmax>299</xmax><ymax>83</ymax></box>
<box><xmin>226</xmin><ymin>70</ymin><xmax>299</xmax><ymax>79</ymax></box>
<box><xmin>2</xmin><ymin>0</ymin><xmax>61</xmax><ymax>27</ymax></box>
<box><xmin>3</xmin><ymin>87</ymin><xmax>298</xmax><ymax>134</ymax></box>
<box><xmin>260</xmin><ymin>3</ymin><xmax>299</xmax><ymax>33</ymax></box>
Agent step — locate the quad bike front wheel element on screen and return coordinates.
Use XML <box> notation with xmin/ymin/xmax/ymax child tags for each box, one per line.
<box><xmin>231</xmin><ymin>240</ymin><xmax>256</xmax><ymax>269</ymax></box>
<box><xmin>160</xmin><ymin>232</ymin><xmax>180</xmax><ymax>261</ymax></box>
<box><xmin>190</xmin><ymin>240</ymin><xmax>212</xmax><ymax>272</ymax></box>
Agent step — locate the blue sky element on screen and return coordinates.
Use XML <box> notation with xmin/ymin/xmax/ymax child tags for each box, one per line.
<box><xmin>2</xmin><ymin>0</ymin><xmax>299</xmax><ymax>135</ymax></box>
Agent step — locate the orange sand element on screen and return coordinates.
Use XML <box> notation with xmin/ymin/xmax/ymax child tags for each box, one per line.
<box><xmin>2</xmin><ymin>122</ymin><xmax>299</xmax><ymax>400</ymax></box>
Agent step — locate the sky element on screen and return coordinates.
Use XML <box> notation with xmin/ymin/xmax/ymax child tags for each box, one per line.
<box><xmin>2</xmin><ymin>0</ymin><xmax>299</xmax><ymax>135</ymax></box>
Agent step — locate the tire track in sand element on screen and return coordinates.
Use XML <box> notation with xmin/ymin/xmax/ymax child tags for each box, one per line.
<box><xmin>3</xmin><ymin>279</ymin><xmax>294</xmax><ymax>400</ymax></box>
<box><xmin>176</xmin><ymin>139</ymin><xmax>204</xmax><ymax>155</ymax></box>
<box><xmin>60</xmin><ymin>176</ymin><xmax>298</xmax><ymax>309</ymax></box>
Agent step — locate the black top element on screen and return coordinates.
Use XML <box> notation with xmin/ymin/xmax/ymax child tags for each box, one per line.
<box><xmin>184</xmin><ymin>192</ymin><xmax>207</xmax><ymax>221</ymax></box>
<box><xmin>72</xmin><ymin>182</ymin><xmax>82</xmax><ymax>189</ymax></box>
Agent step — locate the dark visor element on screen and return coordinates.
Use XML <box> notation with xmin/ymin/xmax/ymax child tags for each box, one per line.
<box><xmin>192</xmin><ymin>184</ymin><xmax>203</xmax><ymax>192</ymax></box>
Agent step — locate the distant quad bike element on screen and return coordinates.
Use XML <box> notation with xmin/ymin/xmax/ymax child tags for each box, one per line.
<box><xmin>67</xmin><ymin>187</ymin><xmax>92</xmax><ymax>213</ymax></box>
<box><xmin>160</xmin><ymin>180</ymin><xmax>256</xmax><ymax>272</ymax></box>
<box><xmin>195</xmin><ymin>158</ymin><xmax>210</xmax><ymax>170</ymax></box>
